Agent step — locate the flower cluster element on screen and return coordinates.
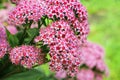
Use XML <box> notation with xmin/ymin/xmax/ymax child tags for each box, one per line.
<box><xmin>0</xmin><ymin>3</ymin><xmax>17</xmax><ymax>34</ymax></box>
<box><xmin>76</xmin><ymin>69</ymin><xmax>94</xmax><ymax>80</ymax></box>
<box><xmin>0</xmin><ymin>25</ymin><xmax>9</xmax><ymax>58</ymax></box>
<box><xmin>0</xmin><ymin>41</ymin><xmax>9</xmax><ymax>58</ymax></box>
<box><xmin>81</xmin><ymin>42</ymin><xmax>108</xmax><ymax>72</ymax></box>
<box><xmin>55</xmin><ymin>70</ymin><xmax>67</xmax><ymax>79</ymax></box>
<box><xmin>76</xmin><ymin>68</ymin><xmax>108</xmax><ymax>80</ymax></box>
<box><xmin>46</xmin><ymin>0</ymin><xmax>89</xmax><ymax>43</ymax></box>
<box><xmin>9</xmin><ymin>0</ymin><xmax>89</xmax><ymax>43</ymax></box>
<box><xmin>46</xmin><ymin>4</ymin><xmax>75</xmax><ymax>21</ymax></box>
<box><xmin>35</xmin><ymin>21</ymin><xmax>82</xmax><ymax>76</ymax></box>
<box><xmin>46</xmin><ymin>0</ymin><xmax>87</xmax><ymax>21</ymax></box>
<box><xmin>55</xmin><ymin>42</ymin><xmax>108</xmax><ymax>80</ymax></box>
<box><xmin>9</xmin><ymin>45</ymin><xmax>42</xmax><ymax>68</ymax></box>
<box><xmin>45</xmin><ymin>0</ymin><xmax>80</xmax><ymax>5</ymax></box>
<box><xmin>8</xmin><ymin>0</ymin><xmax>46</xmax><ymax>26</ymax></box>
<box><xmin>76</xmin><ymin>42</ymin><xmax>109</xmax><ymax>80</ymax></box>
<box><xmin>55</xmin><ymin>69</ymin><xmax>95</xmax><ymax>80</ymax></box>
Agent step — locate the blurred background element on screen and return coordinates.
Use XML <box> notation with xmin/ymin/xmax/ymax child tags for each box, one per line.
<box><xmin>81</xmin><ymin>0</ymin><xmax>120</xmax><ymax>80</ymax></box>
<box><xmin>0</xmin><ymin>0</ymin><xmax>120</xmax><ymax>80</ymax></box>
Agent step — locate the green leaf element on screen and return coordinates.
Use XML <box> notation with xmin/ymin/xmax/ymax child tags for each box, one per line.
<box><xmin>3</xmin><ymin>69</ymin><xmax>45</xmax><ymax>80</ymax></box>
<box><xmin>6</xmin><ymin>28</ymin><xmax>19</xmax><ymax>47</ymax></box>
<box><xmin>23</xmin><ymin>28</ymin><xmax>39</xmax><ymax>44</ymax></box>
<box><xmin>27</xmin><ymin>28</ymin><xmax>39</xmax><ymax>37</ymax></box>
<box><xmin>46</xmin><ymin>54</ymin><xmax>50</xmax><ymax>60</ymax></box>
<box><xmin>45</xmin><ymin>18</ymin><xmax>52</xmax><ymax>26</ymax></box>
<box><xmin>41</xmin><ymin>45</ymin><xmax>50</xmax><ymax>53</ymax></box>
<box><xmin>41</xmin><ymin>17</ymin><xmax>46</xmax><ymax>26</ymax></box>
<box><xmin>15</xmin><ymin>30</ymin><xmax>24</xmax><ymax>41</ymax></box>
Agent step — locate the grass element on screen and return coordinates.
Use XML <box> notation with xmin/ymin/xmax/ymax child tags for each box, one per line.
<box><xmin>81</xmin><ymin>0</ymin><xmax>120</xmax><ymax>80</ymax></box>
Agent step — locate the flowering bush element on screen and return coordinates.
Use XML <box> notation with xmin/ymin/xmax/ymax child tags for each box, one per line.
<box><xmin>0</xmin><ymin>0</ymin><xmax>108</xmax><ymax>80</ymax></box>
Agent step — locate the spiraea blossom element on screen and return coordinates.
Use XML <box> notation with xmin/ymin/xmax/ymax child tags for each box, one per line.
<box><xmin>46</xmin><ymin>4</ymin><xmax>75</xmax><ymax>21</ymax></box>
<box><xmin>9</xmin><ymin>45</ymin><xmax>41</xmax><ymax>68</ymax></box>
<box><xmin>72</xmin><ymin>19</ymin><xmax>89</xmax><ymax>43</ymax></box>
<box><xmin>55</xmin><ymin>70</ymin><xmax>67</xmax><ymax>79</ymax></box>
<box><xmin>46</xmin><ymin>0</ymin><xmax>87</xmax><ymax>21</ymax></box>
<box><xmin>46</xmin><ymin>0</ymin><xmax>89</xmax><ymax>43</ymax></box>
<box><xmin>0</xmin><ymin>25</ymin><xmax>6</xmax><ymax>40</ymax></box>
<box><xmin>55</xmin><ymin>42</ymin><xmax>108</xmax><ymax>80</ymax></box>
<box><xmin>35</xmin><ymin>21</ymin><xmax>82</xmax><ymax>76</ymax></box>
<box><xmin>76</xmin><ymin>69</ymin><xmax>94</xmax><ymax>80</ymax></box>
<box><xmin>0</xmin><ymin>40</ymin><xmax>9</xmax><ymax>59</ymax></box>
<box><xmin>76</xmin><ymin>68</ymin><xmax>108</xmax><ymax>80</ymax></box>
<box><xmin>95</xmin><ymin>74</ymin><xmax>104</xmax><ymax>80</ymax></box>
<box><xmin>0</xmin><ymin>24</ymin><xmax>9</xmax><ymax>59</ymax></box>
<box><xmin>55</xmin><ymin>68</ymin><xmax>107</xmax><ymax>80</ymax></box>
<box><xmin>45</xmin><ymin>0</ymin><xmax>80</xmax><ymax>5</ymax></box>
<box><xmin>81</xmin><ymin>42</ymin><xmax>107</xmax><ymax>71</ymax></box>
<box><xmin>80</xmin><ymin>42</ymin><xmax>109</xmax><ymax>79</ymax></box>
<box><xmin>8</xmin><ymin>0</ymin><xmax>47</xmax><ymax>26</ymax></box>
<box><xmin>0</xmin><ymin>3</ymin><xmax>13</xmax><ymax>23</ymax></box>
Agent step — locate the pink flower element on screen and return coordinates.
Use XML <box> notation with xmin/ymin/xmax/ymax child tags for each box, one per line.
<box><xmin>55</xmin><ymin>70</ymin><xmax>67</xmax><ymax>79</ymax></box>
<box><xmin>10</xmin><ymin>45</ymin><xmax>41</xmax><ymax>68</ymax></box>
<box><xmin>8</xmin><ymin>0</ymin><xmax>47</xmax><ymax>26</ymax></box>
<box><xmin>46</xmin><ymin>4</ymin><xmax>75</xmax><ymax>21</ymax></box>
<box><xmin>45</xmin><ymin>0</ymin><xmax>80</xmax><ymax>5</ymax></box>
<box><xmin>0</xmin><ymin>10</ymin><xmax>8</xmax><ymax>23</ymax></box>
<box><xmin>6</xmin><ymin>26</ymin><xmax>18</xmax><ymax>34</ymax></box>
<box><xmin>0</xmin><ymin>24</ymin><xmax>6</xmax><ymax>40</ymax></box>
<box><xmin>0</xmin><ymin>41</ymin><xmax>9</xmax><ymax>58</ymax></box>
<box><xmin>71</xmin><ymin>19</ymin><xmax>89</xmax><ymax>43</ymax></box>
<box><xmin>0</xmin><ymin>3</ymin><xmax>13</xmax><ymax>23</ymax></box>
<box><xmin>81</xmin><ymin>41</ymin><xmax>105</xmax><ymax>68</ymax></box>
<box><xmin>46</xmin><ymin>0</ymin><xmax>87</xmax><ymax>22</ymax></box>
<box><xmin>80</xmin><ymin>41</ymin><xmax>109</xmax><ymax>79</ymax></box>
<box><xmin>46</xmin><ymin>0</ymin><xmax>89</xmax><ymax>42</ymax></box>
<box><xmin>35</xmin><ymin>21</ymin><xmax>82</xmax><ymax>76</ymax></box>
<box><xmin>96</xmin><ymin>60</ymin><xmax>107</xmax><ymax>72</ymax></box>
<box><xmin>95</xmin><ymin>74</ymin><xmax>103</xmax><ymax>80</ymax></box>
<box><xmin>76</xmin><ymin>69</ymin><xmax>94</xmax><ymax>80</ymax></box>
<box><xmin>0</xmin><ymin>25</ymin><xmax>9</xmax><ymax>58</ymax></box>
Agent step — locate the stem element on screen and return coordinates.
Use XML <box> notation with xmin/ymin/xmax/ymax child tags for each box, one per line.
<box><xmin>32</xmin><ymin>59</ymin><xmax>50</xmax><ymax>68</ymax></box>
<box><xmin>38</xmin><ymin>20</ymin><xmax>42</xmax><ymax>29</ymax></box>
<box><xmin>20</xmin><ymin>20</ymin><xmax>33</xmax><ymax>45</ymax></box>
<box><xmin>28</xmin><ymin>20</ymin><xmax>33</xmax><ymax>28</ymax></box>
<box><xmin>19</xmin><ymin>26</ymin><xmax>27</xmax><ymax>45</ymax></box>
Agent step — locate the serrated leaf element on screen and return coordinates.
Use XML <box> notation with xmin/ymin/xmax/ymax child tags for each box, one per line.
<box><xmin>15</xmin><ymin>30</ymin><xmax>24</xmax><ymax>40</ymax></box>
<box><xmin>6</xmin><ymin>28</ymin><xmax>19</xmax><ymax>47</ymax></box>
<box><xmin>26</xmin><ymin>28</ymin><xmax>39</xmax><ymax>37</ymax></box>
<box><xmin>23</xmin><ymin>28</ymin><xmax>39</xmax><ymax>44</ymax></box>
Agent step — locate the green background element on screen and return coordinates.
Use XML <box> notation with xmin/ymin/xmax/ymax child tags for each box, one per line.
<box><xmin>81</xmin><ymin>0</ymin><xmax>120</xmax><ymax>80</ymax></box>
